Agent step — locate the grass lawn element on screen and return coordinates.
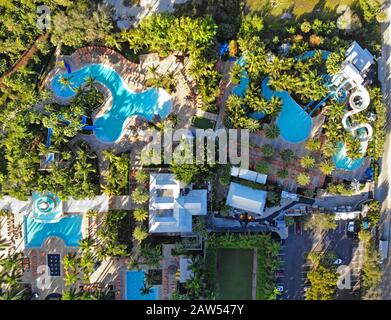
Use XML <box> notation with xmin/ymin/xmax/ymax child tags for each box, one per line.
<box><xmin>246</xmin><ymin>0</ymin><xmax>357</xmax><ymax>18</ymax></box>
<box><xmin>205</xmin><ymin>234</ymin><xmax>280</xmax><ymax>299</ymax></box>
<box><xmin>191</xmin><ymin>116</ymin><xmax>216</xmax><ymax>129</ymax></box>
<box><xmin>216</xmin><ymin>248</ymin><xmax>254</xmax><ymax>299</ymax></box>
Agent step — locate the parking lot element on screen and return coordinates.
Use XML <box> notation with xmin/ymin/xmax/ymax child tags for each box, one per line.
<box><xmin>277</xmin><ymin>220</ymin><xmax>356</xmax><ymax>300</ymax></box>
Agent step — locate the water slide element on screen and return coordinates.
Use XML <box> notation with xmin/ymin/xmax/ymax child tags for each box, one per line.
<box><xmin>341</xmin><ymin>85</ymin><xmax>373</xmax><ymax>146</ymax></box>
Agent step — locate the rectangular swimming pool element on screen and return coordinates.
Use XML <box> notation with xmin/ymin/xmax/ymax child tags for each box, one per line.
<box><xmin>125</xmin><ymin>271</ymin><xmax>158</xmax><ymax>300</ymax></box>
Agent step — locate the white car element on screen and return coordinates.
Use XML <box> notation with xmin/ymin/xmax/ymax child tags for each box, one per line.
<box><xmin>333</xmin><ymin>258</ymin><xmax>342</xmax><ymax>265</ymax></box>
<box><xmin>347</xmin><ymin>221</ymin><xmax>355</xmax><ymax>233</ymax></box>
<box><xmin>277</xmin><ymin>285</ymin><xmax>284</xmax><ymax>292</ymax></box>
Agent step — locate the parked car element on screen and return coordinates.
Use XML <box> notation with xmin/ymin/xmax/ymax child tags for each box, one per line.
<box><xmin>347</xmin><ymin>221</ymin><xmax>355</xmax><ymax>233</ymax></box>
<box><xmin>277</xmin><ymin>285</ymin><xmax>284</xmax><ymax>292</ymax></box>
<box><xmin>333</xmin><ymin>258</ymin><xmax>342</xmax><ymax>265</ymax></box>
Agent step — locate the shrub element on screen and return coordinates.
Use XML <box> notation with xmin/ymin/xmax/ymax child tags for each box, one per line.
<box><xmin>135</xmin><ymin>170</ymin><xmax>149</xmax><ymax>184</ymax></box>
<box><xmin>256</xmin><ymin>162</ymin><xmax>269</xmax><ymax>174</ymax></box>
<box><xmin>300</xmin><ymin>21</ymin><xmax>311</xmax><ymax>33</ymax></box>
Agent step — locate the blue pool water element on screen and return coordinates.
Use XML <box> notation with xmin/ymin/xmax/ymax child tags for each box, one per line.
<box><xmin>262</xmin><ymin>77</ymin><xmax>312</xmax><ymax>143</ymax></box>
<box><xmin>51</xmin><ymin>64</ymin><xmax>172</xmax><ymax>143</ymax></box>
<box><xmin>333</xmin><ymin>141</ymin><xmax>364</xmax><ymax>170</ymax></box>
<box><xmin>126</xmin><ymin>271</ymin><xmax>158</xmax><ymax>300</ymax></box>
<box><xmin>24</xmin><ymin>214</ymin><xmax>83</xmax><ymax>247</ymax></box>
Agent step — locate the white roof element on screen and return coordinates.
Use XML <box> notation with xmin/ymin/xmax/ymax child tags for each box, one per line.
<box><xmin>149</xmin><ymin>173</ymin><xmax>207</xmax><ymax>234</ymax></box>
<box><xmin>231</xmin><ymin>166</ymin><xmax>267</xmax><ymax>184</ymax></box>
<box><xmin>342</xmin><ymin>63</ymin><xmax>364</xmax><ymax>86</ymax></box>
<box><xmin>226</xmin><ymin>182</ymin><xmax>267</xmax><ymax>215</ymax></box>
<box><xmin>345</xmin><ymin>41</ymin><xmax>374</xmax><ymax>73</ymax></box>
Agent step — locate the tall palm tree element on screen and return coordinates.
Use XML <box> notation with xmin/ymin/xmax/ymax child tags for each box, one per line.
<box><xmin>147</xmin><ymin>64</ymin><xmax>159</xmax><ymax>78</ymax></box>
<box><xmin>58</xmin><ymin>75</ymin><xmax>74</xmax><ymax>92</ymax></box>
<box><xmin>140</xmin><ymin>283</ymin><xmax>153</xmax><ymax>296</ymax></box>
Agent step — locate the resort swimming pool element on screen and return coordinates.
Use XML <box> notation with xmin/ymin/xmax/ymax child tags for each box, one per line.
<box><xmin>51</xmin><ymin>64</ymin><xmax>172</xmax><ymax>143</ymax></box>
<box><xmin>332</xmin><ymin>141</ymin><xmax>364</xmax><ymax>170</ymax></box>
<box><xmin>125</xmin><ymin>271</ymin><xmax>158</xmax><ymax>300</ymax></box>
<box><xmin>24</xmin><ymin>214</ymin><xmax>83</xmax><ymax>247</ymax></box>
<box><xmin>262</xmin><ymin>77</ymin><xmax>312</xmax><ymax>143</ymax></box>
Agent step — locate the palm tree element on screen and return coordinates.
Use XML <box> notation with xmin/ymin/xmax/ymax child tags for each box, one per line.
<box><xmin>79</xmin><ymin>237</ymin><xmax>94</xmax><ymax>253</ymax></box>
<box><xmin>305</xmin><ymin>139</ymin><xmax>321</xmax><ymax>152</ymax></box>
<box><xmin>319</xmin><ymin>160</ymin><xmax>335</xmax><ymax>175</ymax></box>
<box><xmin>322</xmin><ymin>141</ymin><xmax>337</xmax><ymax>158</ymax></box>
<box><xmin>230</xmin><ymin>64</ymin><xmax>243</xmax><ymax>85</ymax></box>
<box><xmin>277</xmin><ymin>168</ymin><xmax>289</xmax><ymax>179</ymax></box>
<box><xmin>139</xmin><ymin>243</ymin><xmax>162</xmax><ymax>268</ymax></box>
<box><xmin>147</xmin><ymin>64</ymin><xmax>159</xmax><ymax>78</ymax></box>
<box><xmin>61</xmin><ymin>288</ymin><xmax>82</xmax><ymax>300</ymax></box>
<box><xmin>297</xmin><ymin>173</ymin><xmax>311</xmax><ymax>186</ymax></box>
<box><xmin>134</xmin><ymin>170</ymin><xmax>149</xmax><ymax>184</ymax></box>
<box><xmin>128</xmin><ymin>256</ymin><xmax>141</xmax><ymax>271</ymax></box>
<box><xmin>0</xmin><ymin>288</ymin><xmax>25</xmax><ymax>300</ymax></box>
<box><xmin>64</xmin><ymin>272</ymin><xmax>79</xmax><ymax>286</ymax></box>
<box><xmin>58</xmin><ymin>75</ymin><xmax>74</xmax><ymax>92</ymax></box>
<box><xmin>133</xmin><ymin>226</ymin><xmax>148</xmax><ymax>244</ymax></box>
<box><xmin>140</xmin><ymin>283</ymin><xmax>153</xmax><ymax>296</ymax></box>
<box><xmin>133</xmin><ymin>207</ymin><xmax>148</xmax><ymax>222</ymax></box>
<box><xmin>185</xmin><ymin>275</ymin><xmax>204</xmax><ymax>299</ymax></box>
<box><xmin>280</xmin><ymin>149</ymin><xmax>295</xmax><ymax>164</ymax></box>
<box><xmin>188</xmin><ymin>255</ymin><xmax>204</xmax><ymax>274</ymax></box>
<box><xmin>264</xmin><ymin>124</ymin><xmax>280</xmax><ymax>140</ymax></box>
<box><xmin>261</xmin><ymin>144</ymin><xmax>274</xmax><ymax>158</ymax></box>
<box><xmin>131</xmin><ymin>187</ymin><xmax>149</xmax><ymax>204</ymax></box>
<box><xmin>84</xmin><ymin>75</ymin><xmax>96</xmax><ymax>88</ymax></box>
<box><xmin>255</xmin><ymin>161</ymin><xmax>269</xmax><ymax>174</ymax></box>
<box><xmin>300</xmin><ymin>155</ymin><xmax>315</xmax><ymax>169</ymax></box>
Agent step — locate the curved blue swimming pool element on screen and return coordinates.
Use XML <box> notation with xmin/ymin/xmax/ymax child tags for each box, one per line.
<box><xmin>262</xmin><ymin>77</ymin><xmax>312</xmax><ymax>143</ymax></box>
<box><xmin>51</xmin><ymin>64</ymin><xmax>172</xmax><ymax>143</ymax></box>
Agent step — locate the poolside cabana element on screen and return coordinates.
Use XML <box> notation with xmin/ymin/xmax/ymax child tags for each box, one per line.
<box><xmin>226</xmin><ymin>182</ymin><xmax>267</xmax><ymax>215</ymax></box>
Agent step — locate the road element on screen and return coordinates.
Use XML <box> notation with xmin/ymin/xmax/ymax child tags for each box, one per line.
<box><xmin>377</xmin><ymin>0</ymin><xmax>391</xmax><ymax>300</ymax></box>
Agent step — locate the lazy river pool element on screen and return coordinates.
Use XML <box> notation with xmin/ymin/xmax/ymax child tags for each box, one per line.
<box><xmin>51</xmin><ymin>64</ymin><xmax>172</xmax><ymax>143</ymax></box>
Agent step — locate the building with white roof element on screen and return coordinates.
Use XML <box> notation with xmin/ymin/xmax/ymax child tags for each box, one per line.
<box><xmin>225</xmin><ymin>182</ymin><xmax>267</xmax><ymax>215</ymax></box>
<box><xmin>149</xmin><ymin>173</ymin><xmax>208</xmax><ymax>234</ymax></box>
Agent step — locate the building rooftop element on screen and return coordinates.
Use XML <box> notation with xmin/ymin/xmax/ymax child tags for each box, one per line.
<box><xmin>225</xmin><ymin>182</ymin><xmax>267</xmax><ymax>215</ymax></box>
<box><xmin>345</xmin><ymin>41</ymin><xmax>374</xmax><ymax>74</ymax></box>
<box><xmin>149</xmin><ymin>173</ymin><xmax>207</xmax><ymax>234</ymax></box>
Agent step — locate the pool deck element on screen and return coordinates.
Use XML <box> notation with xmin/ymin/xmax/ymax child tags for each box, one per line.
<box><xmin>249</xmin><ymin>114</ymin><xmax>327</xmax><ymax>191</ymax></box>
